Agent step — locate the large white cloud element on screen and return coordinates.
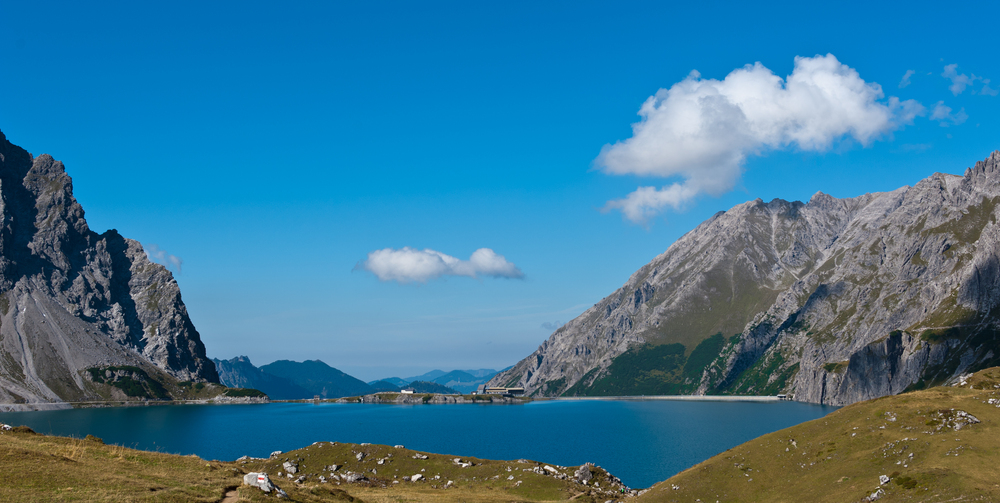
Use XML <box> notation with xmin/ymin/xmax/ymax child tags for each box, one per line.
<box><xmin>358</xmin><ymin>247</ymin><xmax>524</xmax><ymax>283</ymax></box>
<box><xmin>597</xmin><ymin>54</ymin><xmax>924</xmax><ymax>223</ymax></box>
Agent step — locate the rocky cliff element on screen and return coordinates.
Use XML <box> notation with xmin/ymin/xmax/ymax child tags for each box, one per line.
<box><xmin>0</xmin><ymin>130</ymin><xmax>218</xmax><ymax>409</ymax></box>
<box><xmin>490</xmin><ymin>151</ymin><xmax>1000</xmax><ymax>406</ymax></box>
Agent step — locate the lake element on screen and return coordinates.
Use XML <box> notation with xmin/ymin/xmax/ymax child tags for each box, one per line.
<box><xmin>0</xmin><ymin>399</ymin><xmax>836</xmax><ymax>488</ymax></box>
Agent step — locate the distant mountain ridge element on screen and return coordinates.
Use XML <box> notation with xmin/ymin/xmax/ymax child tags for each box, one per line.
<box><xmin>370</xmin><ymin>368</ymin><xmax>499</xmax><ymax>394</ymax></box>
<box><xmin>260</xmin><ymin>360</ymin><xmax>373</xmax><ymax>399</ymax></box>
<box><xmin>490</xmin><ymin>151</ymin><xmax>1000</xmax><ymax>406</ymax></box>
<box><xmin>212</xmin><ymin>357</ymin><xmax>311</xmax><ymax>400</ymax></box>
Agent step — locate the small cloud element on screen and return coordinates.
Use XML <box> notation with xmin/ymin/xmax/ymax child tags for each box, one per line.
<box><xmin>898</xmin><ymin>69</ymin><xmax>915</xmax><ymax>88</ymax></box>
<box><xmin>540</xmin><ymin>321</ymin><xmax>564</xmax><ymax>331</ymax></box>
<box><xmin>931</xmin><ymin>101</ymin><xmax>968</xmax><ymax>127</ymax></box>
<box><xmin>942</xmin><ymin>63</ymin><xmax>981</xmax><ymax>96</ymax></box>
<box><xmin>143</xmin><ymin>244</ymin><xmax>182</xmax><ymax>273</ymax></box>
<box><xmin>596</xmin><ymin>54</ymin><xmax>923</xmax><ymax>224</ymax></box>
<box><xmin>981</xmin><ymin>79</ymin><xmax>999</xmax><ymax>97</ymax></box>
<box><xmin>357</xmin><ymin>247</ymin><xmax>524</xmax><ymax>283</ymax></box>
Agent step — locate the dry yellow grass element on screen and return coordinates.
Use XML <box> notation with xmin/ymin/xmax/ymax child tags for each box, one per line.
<box><xmin>0</xmin><ymin>428</ymin><xmax>242</xmax><ymax>502</ymax></box>
<box><xmin>638</xmin><ymin>366</ymin><xmax>1000</xmax><ymax>503</ymax></box>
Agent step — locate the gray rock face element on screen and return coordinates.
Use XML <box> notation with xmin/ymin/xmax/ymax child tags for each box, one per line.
<box><xmin>243</xmin><ymin>472</ymin><xmax>275</xmax><ymax>493</ymax></box>
<box><xmin>0</xmin><ymin>130</ymin><xmax>217</xmax><ymax>409</ymax></box>
<box><xmin>491</xmin><ymin>151</ymin><xmax>1000</xmax><ymax>405</ymax></box>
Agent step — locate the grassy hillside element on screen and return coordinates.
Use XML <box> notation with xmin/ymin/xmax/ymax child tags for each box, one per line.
<box><xmin>0</xmin><ymin>427</ymin><xmax>242</xmax><ymax>502</ymax></box>
<box><xmin>638</xmin><ymin>366</ymin><xmax>1000</xmax><ymax>503</ymax></box>
<box><xmin>0</xmin><ymin>427</ymin><xmax>628</xmax><ymax>502</ymax></box>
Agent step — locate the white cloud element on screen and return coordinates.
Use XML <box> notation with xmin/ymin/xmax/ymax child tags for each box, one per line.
<box><xmin>596</xmin><ymin>54</ymin><xmax>923</xmax><ymax>223</ymax></box>
<box><xmin>899</xmin><ymin>69</ymin><xmax>915</xmax><ymax>88</ymax></box>
<box><xmin>931</xmin><ymin>101</ymin><xmax>968</xmax><ymax>127</ymax></box>
<box><xmin>143</xmin><ymin>244</ymin><xmax>183</xmax><ymax>273</ymax></box>
<box><xmin>540</xmin><ymin>321</ymin><xmax>564</xmax><ymax>331</ymax></box>
<box><xmin>358</xmin><ymin>247</ymin><xmax>524</xmax><ymax>283</ymax></box>
<box><xmin>942</xmin><ymin>64</ymin><xmax>978</xmax><ymax>95</ymax></box>
<box><xmin>981</xmin><ymin>79</ymin><xmax>999</xmax><ymax>97</ymax></box>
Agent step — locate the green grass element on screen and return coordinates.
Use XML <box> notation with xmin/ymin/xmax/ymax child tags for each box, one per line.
<box><xmin>86</xmin><ymin>366</ymin><xmax>170</xmax><ymax>399</ymax></box>
<box><xmin>222</xmin><ymin>388</ymin><xmax>267</xmax><ymax>398</ymax></box>
<box><xmin>723</xmin><ymin>351</ymin><xmax>797</xmax><ymax>396</ymax></box>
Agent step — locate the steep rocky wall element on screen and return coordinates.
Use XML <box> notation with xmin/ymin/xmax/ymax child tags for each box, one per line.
<box><xmin>0</xmin><ymin>130</ymin><xmax>217</xmax><ymax>408</ymax></box>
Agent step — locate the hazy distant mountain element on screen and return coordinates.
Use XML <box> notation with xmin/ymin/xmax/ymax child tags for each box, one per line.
<box><xmin>260</xmin><ymin>360</ymin><xmax>372</xmax><ymax>398</ymax></box>
<box><xmin>372</xmin><ymin>369</ymin><xmax>499</xmax><ymax>394</ymax></box>
<box><xmin>491</xmin><ymin>151</ymin><xmax>1000</xmax><ymax>406</ymax></box>
<box><xmin>430</xmin><ymin>370</ymin><xmax>498</xmax><ymax>394</ymax></box>
<box><xmin>212</xmin><ymin>356</ymin><xmax>311</xmax><ymax>400</ymax></box>
<box><xmin>368</xmin><ymin>377</ymin><xmax>408</xmax><ymax>387</ymax></box>
<box><xmin>403</xmin><ymin>370</ymin><xmax>447</xmax><ymax>382</ymax></box>
<box><xmin>368</xmin><ymin>380</ymin><xmax>402</xmax><ymax>393</ymax></box>
<box><xmin>0</xmin><ymin>130</ymin><xmax>218</xmax><ymax>409</ymax></box>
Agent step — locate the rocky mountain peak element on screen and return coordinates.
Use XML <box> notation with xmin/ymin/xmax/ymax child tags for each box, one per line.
<box><xmin>491</xmin><ymin>150</ymin><xmax>1000</xmax><ymax>405</ymax></box>
<box><xmin>0</xmin><ymin>130</ymin><xmax>218</xmax><ymax>408</ymax></box>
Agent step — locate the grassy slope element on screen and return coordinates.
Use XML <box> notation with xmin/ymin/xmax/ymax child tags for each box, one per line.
<box><xmin>638</xmin><ymin>366</ymin><xmax>1000</xmax><ymax>503</ymax></box>
<box><xmin>0</xmin><ymin>428</ymin><xmax>627</xmax><ymax>502</ymax></box>
<box><xmin>0</xmin><ymin>429</ymin><xmax>242</xmax><ymax>502</ymax></box>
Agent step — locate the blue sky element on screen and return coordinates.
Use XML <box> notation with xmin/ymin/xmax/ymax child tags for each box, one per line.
<box><xmin>2</xmin><ymin>1</ymin><xmax>999</xmax><ymax>380</ymax></box>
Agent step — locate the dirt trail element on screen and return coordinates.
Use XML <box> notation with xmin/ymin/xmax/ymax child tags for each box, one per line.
<box><xmin>219</xmin><ymin>488</ymin><xmax>239</xmax><ymax>502</ymax></box>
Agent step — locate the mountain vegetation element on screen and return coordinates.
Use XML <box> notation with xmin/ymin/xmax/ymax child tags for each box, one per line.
<box><xmin>491</xmin><ymin>151</ymin><xmax>1000</xmax><ymax>406</ymax></box>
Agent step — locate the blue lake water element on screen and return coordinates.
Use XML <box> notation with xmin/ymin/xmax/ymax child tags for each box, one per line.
<box><xmin>0</xmin><ymin>399</ymin><xmax>835</xmax><ymax>488</ymax></box>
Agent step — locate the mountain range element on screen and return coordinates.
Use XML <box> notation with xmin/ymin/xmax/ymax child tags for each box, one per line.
<box><xmin>369</xmin><ymin>368</ymin><xmax>500</xmax><ymax>394</ymax></box>
<box><xmin>0</xmin><ymin>130</ymin><xmax>218</xmax><ymax>409</ymax></box>
<box><xmin>490</xmin><ymin>150</ymin><xmax>1000</xmax><ymax>406</ymax></box>
<box><xmin>214</xmin><ymin>357</ymin><xmax>462</xmax><ymax>398</ymax></box>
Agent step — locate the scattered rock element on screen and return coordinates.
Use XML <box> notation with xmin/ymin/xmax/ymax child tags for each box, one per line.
<box><xmin>243</xmin><ymin>472</ymin><xmax>275</xmax><ymax>493</ymax></box>
<box><xmin>866</xmin><ymin>488</ymin><xmax>885</xmax><ymax>501</ymax></box>
<box><xmin>270</xmin><ymin>451</ymin><xmax>282</xmax><ymax>458</ymax></box>
<box><xmin>282</xmin><ymin>461</ymin><xmax>298</xmax><ymax>474</ymax></box>
<box><xmin>879</xmin><ymin>474</ymin><xmax>890</xmax><ymax>485</ymax></box>
<box><xmin>413</xmin><ymin>453</ymin><xmax>428</xmax><ymax>460</ymax></box>
<box><xmin>575</xmin><ymin>463</ymin><xmax>594</xmax><ymax>483</ymax></box>
<box><xmin>356</xmin><ymin>452</ymin><xmax>366</xmax><ymax>461</ymax></box>
<box><xmin>411</xmin><ymin>474</ymin><xmax>423</xmax><ymax>482</ymax></box>
<box><xmin>342</xmin><ymin>472</ymin><xmax>367</xmax><ymax>483</ymax></box>
<box><xmin>929</xmin><ymin>409</ymin><xmax>981</xmax><ymax>431</ymax></box>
